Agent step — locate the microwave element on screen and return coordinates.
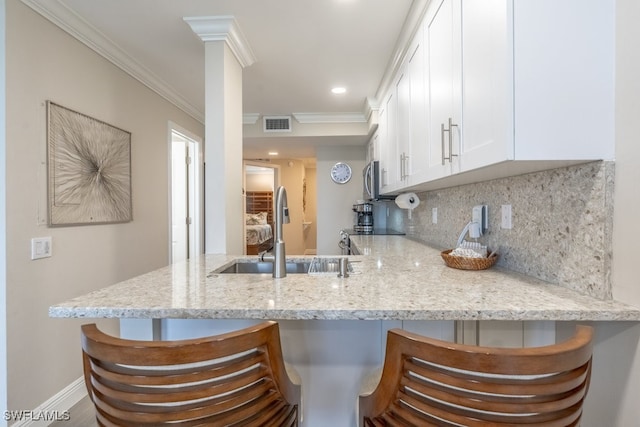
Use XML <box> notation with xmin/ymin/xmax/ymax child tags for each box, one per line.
<box><xmin>363</xmin><ymin>161</ymin><xmax>394</xmax><ymax>201</ymax></box>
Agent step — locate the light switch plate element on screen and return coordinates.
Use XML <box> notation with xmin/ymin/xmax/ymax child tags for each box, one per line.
<box><xmin>31</xmin><ymin>237</ymin><xmax>52</xmax><ymax>260</ymax></box>
<box><xmin>501</xmin><ymin>205</ymin><xmax>512</xmax><ymax>229</ymax></box>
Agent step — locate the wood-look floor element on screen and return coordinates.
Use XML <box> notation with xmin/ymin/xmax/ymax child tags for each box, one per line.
<box><xmin>50</xmin><ymin>396</ymin><xmax>97</xmax><ymax>427</ymax></box>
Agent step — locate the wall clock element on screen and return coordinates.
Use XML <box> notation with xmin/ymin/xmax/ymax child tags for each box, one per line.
<box><xmin>330</xmin><ymin>162</ymin><xmax>352</xmax><ymax>184</ymax></box>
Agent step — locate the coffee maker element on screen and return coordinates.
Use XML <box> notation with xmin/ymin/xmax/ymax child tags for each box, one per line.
<box><xmin>352</xmin><ymin>202</ymin><xmax>373</xmax><ymax>233</ymax></box>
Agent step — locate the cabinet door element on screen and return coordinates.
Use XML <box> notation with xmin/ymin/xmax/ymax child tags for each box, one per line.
<box><xmin>459</xmin><ymin>0</ymin><xmax>613</xmax><ymax>169</ymax></box>
<box><xmin>460</xmin><ymin>0</ymin><xmax>513</xmax><ymax>171</ymax></box>
<box><xmin>396</xmin><ymin>68</ymin><xmax>411</xmax><ymax>184</ymax></box>
<box><xmin>379</xmin><ymin>93</ymin><xmax>398</xmax><ymax>193</ymax></box>
<box><xmin>407</xmin><ymin>35</ymin><xmax>428</xmax><ymax>182</ymax></box>
<box><xmin>368</xmin><ymin>130</ymin><xmax>380</xmax><ymax>164</ymax></box>
<box><xmin>513</xmin><ymin>0</ymin><xmax>614</xmax><ymax>161</ymax></box>
<box><xmin>425</xmin><ymin>0</ymin><xmax>461</xmax><ymax>181</ymax></box>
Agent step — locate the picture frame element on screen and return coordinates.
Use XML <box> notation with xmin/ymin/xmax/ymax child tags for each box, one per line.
<box><xmin>47</xmin><ymin>101</ymin><xmax>132</xmax><ymax>226</ymax></box>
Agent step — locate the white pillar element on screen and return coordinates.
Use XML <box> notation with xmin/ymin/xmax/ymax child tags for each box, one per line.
<box><xmin>184</xmin><ymin>16</ymin><xmax>255</xmax><ymax>254</ymax></box>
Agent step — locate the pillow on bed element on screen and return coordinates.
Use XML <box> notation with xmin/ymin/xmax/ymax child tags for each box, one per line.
<box><xmin>246</xmin><ymin>212</ymin><xmax>268</xmax><ymax>225</ymax></box>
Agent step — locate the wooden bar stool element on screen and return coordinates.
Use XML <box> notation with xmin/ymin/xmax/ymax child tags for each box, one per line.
<box><xmin>359</xmin><ymin>325</ymin><xmax>593</xmax><ymax>427</ymax></box>
<box><xmin>81</xmin><ymin>321</ymin><xmax>300</xmax><ymax>426</ymax></box>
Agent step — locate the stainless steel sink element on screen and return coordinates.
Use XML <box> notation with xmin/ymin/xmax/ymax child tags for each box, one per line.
<box><xmin>210</xmin><ymin>257</ymin><xmax>353</xmax><ymax>275</ymax></box>
<box><xmin>214</xmin><ymin>261</ymin><xmax>312</xmax><ymax>275</ymax></box>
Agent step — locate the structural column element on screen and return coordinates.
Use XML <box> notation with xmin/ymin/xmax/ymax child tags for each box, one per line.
<box><xmin>184</xmin><ymin>16</ymin><xmax>255</xmax><ymax>254</ymax></box>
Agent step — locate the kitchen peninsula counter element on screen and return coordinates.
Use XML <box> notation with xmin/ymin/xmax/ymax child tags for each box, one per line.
<box><xmin>49</xmin><ymin>235</ymin><xmax>640</xmax><ymax>321</ymax></box>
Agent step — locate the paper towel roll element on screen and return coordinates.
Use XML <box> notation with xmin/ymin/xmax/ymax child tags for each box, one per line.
<box><xmin>395</xmin><ymin>192</ymin><xmax>420</xmax><ymax>210</ymax></box>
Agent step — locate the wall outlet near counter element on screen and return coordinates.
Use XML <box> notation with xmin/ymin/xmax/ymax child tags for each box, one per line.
<box><xmin>432</xmin><ymin>207</ymin><xmax>437</xmax><ymax>224</ymax></box>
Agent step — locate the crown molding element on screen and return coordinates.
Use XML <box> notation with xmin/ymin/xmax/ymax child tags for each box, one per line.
<box><xmin>363</xmin><ymin>97</ymin><xmax>379</xmax><ymax>122</ymax></box>
<box><xmin>183</xmin><ymin>16</ymin><xmax>256</xmax><ymax>68</ymax></box>
<box><xmin>292</xmin><ymin>112</ymin><xmax>367</xmax><ymax>124</ymax></box>
<box><xmin>375</xmin><ymin>0</ymin><xmax>430</xmax><ymax>105</ymax></box>
<box><xmin>20</xmin><ymin>0</ymin><xmax>205</xmax><ymax>123</ymax></box>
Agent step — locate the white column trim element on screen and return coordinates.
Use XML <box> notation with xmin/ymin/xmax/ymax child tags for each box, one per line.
<box><xmin>184</xmin><ymin>16</ymin><xmax>256</xmax><ymax>68</ymax></box>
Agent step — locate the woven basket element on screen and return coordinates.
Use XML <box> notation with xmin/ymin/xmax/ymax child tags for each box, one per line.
<box><xmin>441</xmin><ymin>249</ymin><xmax>498</xmax><ymax>271</ymax></box>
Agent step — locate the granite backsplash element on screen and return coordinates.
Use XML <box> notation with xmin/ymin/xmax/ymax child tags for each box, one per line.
<box><xmin>384</xmin><ymin>161</ymin><xmax>615</xmax><ymax>300</ymax></box>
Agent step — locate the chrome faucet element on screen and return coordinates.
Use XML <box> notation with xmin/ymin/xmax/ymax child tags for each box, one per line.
<box><xmin>260</xmin><ymin>186</ymin><xmax>290</xmax><ymax>278</ymax></box>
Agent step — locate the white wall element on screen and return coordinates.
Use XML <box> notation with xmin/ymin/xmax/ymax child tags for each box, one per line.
<box><xmin>316</xmin><ymin>146</ymin><xmax>367</xmax><ymax>255</ymax></box>
<box><xmin>245</xmin><ymin>170</ymin><xmax>274</xmax><ymax>192</ymax></box>
<box><xmin>607</xmin><ymin>0</ymin><xmax>640</xmax><ymax>424</ymax></box>
<box><xmin>5</xmin><ymin>0</ymin><xmax>204</xmax><ymax>413</ymax></box>
<box><xmin>203</xmin><ymin>41</ymin><xmax>244</xmax><ymax>255</ymax></box>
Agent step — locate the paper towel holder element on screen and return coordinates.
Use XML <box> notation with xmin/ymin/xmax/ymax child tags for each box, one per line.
<box><xmin>395</xmin><ymin>192</ymin><xmax>420</xmax><ymax>219</ymax></box>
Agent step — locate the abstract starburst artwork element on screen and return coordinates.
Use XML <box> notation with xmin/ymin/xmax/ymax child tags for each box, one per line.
<box><xmin>47</xmin><ymin>102</ymin><xmax>132</xmax><ymax>226</ymax></box>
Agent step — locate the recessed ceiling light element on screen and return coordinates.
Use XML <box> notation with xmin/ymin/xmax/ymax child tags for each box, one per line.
<box><xmin>331</xmin><ymin>87</ymin><xmax>347</xmax><ymax>94</ymax></box>
<box><xmin>268</xmin><ymin>151</ymin><xmax>279</xmax><ymax>156</ymax></box>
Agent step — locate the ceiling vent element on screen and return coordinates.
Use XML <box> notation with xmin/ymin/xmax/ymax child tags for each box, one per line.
<box><xmin>263</xmin><ymin>116</ymin><xmax>292</xmax><ymax>133</ymax></box>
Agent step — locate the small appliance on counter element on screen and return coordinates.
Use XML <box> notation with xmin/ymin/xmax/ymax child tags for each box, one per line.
<box><xmin>352</xmin><ymin>201</ymin><xmax>374</xmax><ymax>234</ymax></box>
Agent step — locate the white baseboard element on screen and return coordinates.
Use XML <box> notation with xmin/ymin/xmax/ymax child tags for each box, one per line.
<box><xmin>11</xmin><ymin>377</ymin><xmax>86</xmax><ymax>426</ymax></box>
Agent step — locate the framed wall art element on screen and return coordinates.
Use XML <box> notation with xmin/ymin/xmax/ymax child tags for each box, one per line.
<box><xmin>47</xmin><ymin>101</ymin><xmax>132</xmax><ymax>226</ymax></box>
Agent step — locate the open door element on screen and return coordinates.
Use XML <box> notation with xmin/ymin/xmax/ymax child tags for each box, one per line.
<box><xmin>170</xmin><ymin>126</ymin><xmax>202</xmax><ymax>263</ymax></box>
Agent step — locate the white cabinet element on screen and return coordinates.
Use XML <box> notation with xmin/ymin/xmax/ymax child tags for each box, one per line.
<box><xmin>407</xmin><ymin>37</ymin><xmax>428</xmax><ymax>181</ymax></box>
<box><xmin>396</xmin><ymin>67</ymin><xmax>411</xmax><ymax>185</ymax></box>
<box><xmin>379</xmin><ymin>17</ymin><xmax>432</xmax><ymax>194</ymax></box>
<box><xmin>456</xmin><ymin>321</ymin><xmax>556</xmax><ymax>348</ymax></box>
<box><xmin>459</xmin><ymin>0</ymin><xmax>614</xmax><ymax>174</ymax></box>
<box><xmin>379</xmin><ymin>92</ymin><xmax>398</xmax><ymax>193</ymax></box>
<box><xmin>381</xmin><ymin>0</ymin><xmax>614</xmax><ymax>194</ymax></box>
<box><xmin>457</xmin><ymin>0</ymin><xmax>511</xmax><ymax>170</ymax></box>
<box><xmin>380</xmin><ymin>65</ymin><xmax>411</xmax><ymax>194</ymax></box>
<box><xmin>421</xmin><ymin>0</ymin><xmax>462</xmax><ymax>183</ymax></box>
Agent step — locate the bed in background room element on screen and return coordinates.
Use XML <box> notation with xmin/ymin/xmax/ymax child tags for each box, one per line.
<box><xmin>245</xmin><ymin>191</ymin><xmax>274</xmax><ymax>255</ymax></box>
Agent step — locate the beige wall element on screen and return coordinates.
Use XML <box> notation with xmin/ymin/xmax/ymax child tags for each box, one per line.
<box><xmin>316</xmin><ymin>146</ymin><xmax>367</xmax><ymax>255</ymax></box>
<box><xmin>303</xmin><ymin>166</ymin><xmax>317</xmax><ymax>254</ymax></box>
<box><xmin>5</xmin><ymin>0</ymin><xmax>204</xmax><ymax>413</ymax></box>
<box><xmin>269</xmin><ymin>159</ymin><xmax>306</xmax><ymax>255</ymax></box>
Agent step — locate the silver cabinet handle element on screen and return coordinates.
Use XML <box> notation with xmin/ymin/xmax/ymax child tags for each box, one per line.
<box><xmin>442</xmin><ymin>117</ymin><xmax>459</xmax><ymax>164</ymax></box>
<box><xmin>404</xmin><ymin>154</ymin><xmax>409</xmax><ymax>180</ymax></box>
<box><xmin>399</xmin><ymin>153</ymin><xmax>409</xmax><ymax>180</ymax></box>
<box><xmin>441</xmin><ymin>123</ymin><xmax>446</xmax><ymax>165</ymax></box>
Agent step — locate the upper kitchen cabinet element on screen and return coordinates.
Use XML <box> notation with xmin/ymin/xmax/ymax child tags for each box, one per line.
<box><xmin>378</xmin><ymin>10</ymin><xmax>434</xmax><ymax>195</ymax></box>
<box><xmin>380</xmin><ymin>91</ymin><xmax>398</xmax><ymax>193</ymax></box>
<box><xmin>458</xmin><ymin>0</ymin><xmax>614</xmax><ymax>174</ymax></box>
<box><xmin>391</xmin><ymin>0</ymin><xmax>614</xmax><ymax>193</ymax></box>
<box><xmin>421</xmin><ymin>0</ymin><xmax>462</xmax><ymax>183</ymax></box>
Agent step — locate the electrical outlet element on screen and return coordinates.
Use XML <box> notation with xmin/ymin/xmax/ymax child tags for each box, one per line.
<box><xmin>501</xmin><ymin>205</ymin><xmax>512</xmax><ymax>229</ymax></box>
<box><xmin>432</xmin><ymin>207</ymin><xmax>437</xmax><ymax>224</ymax></box>
<box><xmin>31</xmin><ymin>237</ymin><xmax>52</xmax><ymax>260</ymax></box>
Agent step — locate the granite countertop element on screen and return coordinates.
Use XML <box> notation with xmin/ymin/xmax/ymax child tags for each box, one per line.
<box><xmin>49</xmin><ymin>235</ymin><xmax>640</xmax><ymax>321</ymax></box>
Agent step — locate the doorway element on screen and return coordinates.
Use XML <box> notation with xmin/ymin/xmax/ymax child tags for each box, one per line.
<box><xmin>170</xmin><ymin>125</ymin><xmax>202</xmax><ymax>263</ymax></box>
<box><xmin>243</xmin><ymin>161</ymin><xmax>280</xmax><ymax>255</ymax></box>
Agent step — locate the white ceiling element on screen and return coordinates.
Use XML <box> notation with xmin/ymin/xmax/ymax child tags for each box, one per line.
<box><xmin>23</xmin><ymin>0</ymin><xmax>422</xmax><ymax>160</ymax></box>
